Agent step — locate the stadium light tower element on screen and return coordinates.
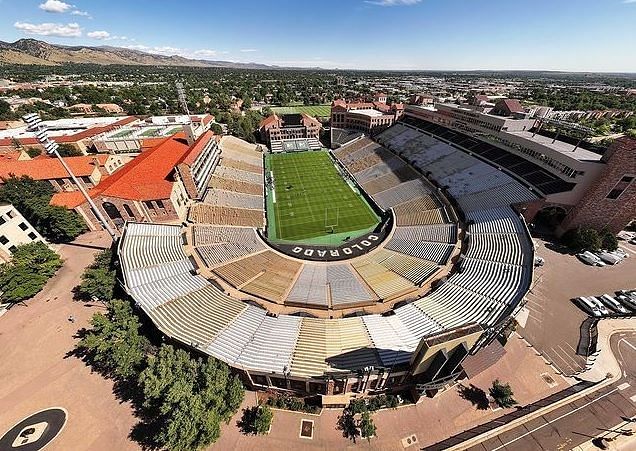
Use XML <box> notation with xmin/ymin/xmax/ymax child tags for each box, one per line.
<box><xmin>175</xmin><ymin>80</ymin><xmax>191</xmax><ymax>116</ymax></box>
<box><xmin>22</xmin><ymin>113</ymin><xmax>117</xmax><ymax>241</ymax></box>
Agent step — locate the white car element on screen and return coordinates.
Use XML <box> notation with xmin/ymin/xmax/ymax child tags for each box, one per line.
<box><xmin>597</xmin><ymin>251</ymin><xmax>622</xmax><ymax>265</ymax></box>
<box><xmin>576</xmin><ymin>251</ymin><xmax>604</xmax><ymax>266</ymax></box>
<box><xmin>588</xmin><ymin>297</ymin><xmax>611</xmax><ymax>316</ymax></box>
<box><xmin>599</xmin><ymin>294</ymin><xmax>629</xmax><ymax>314</ymax></box>
<box><xmin>576</xmin><ymin>297</ymin><xmax>602</xmax><ymax>317</ymax></box>
<box><xmin>611</xmin><ymin>248</ymin><xmax>629</xmax><ymax>259</ymax></box>
<box><xmin>616</xmin><ymin>293</ymin><xmax>636</xmax><ymax>311</ymax></box>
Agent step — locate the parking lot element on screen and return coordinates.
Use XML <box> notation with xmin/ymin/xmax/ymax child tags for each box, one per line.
<box><xmin>519</xmin><ymin>238</ymin><xmax>636</xmax><ymax>376</ymax></box>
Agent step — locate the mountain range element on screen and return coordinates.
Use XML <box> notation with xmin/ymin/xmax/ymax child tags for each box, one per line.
<box><xmin>0</xmin><ymin>39</ymin><xmax>277</xmax><ymax>69</ymax></box>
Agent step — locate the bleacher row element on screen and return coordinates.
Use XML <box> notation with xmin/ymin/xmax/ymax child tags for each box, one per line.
<box><xmin>332</xmin><ymin>137</ymin><xmax>457</xmax><ymax>267</ymax></box>
<box><xmin>118</xmin><ymin>122</ymin><xmax>535</xmax><ymax>379</ymax></box>
<box><xmin>200</xmin><ymin>136</ymin><xmax>265</xmax><ymax>225</ymax></box>
<box><xmin>396</xmin><ymin>118</ymin><xmax>576</xmax><ymax>195</ymax></box>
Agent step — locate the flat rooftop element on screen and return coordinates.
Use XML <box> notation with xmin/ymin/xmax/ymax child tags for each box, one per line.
<box><xmin>0</xmin><ymin>116</ymin><xmax>132</xmax><ymax>139</ymax></box>
<box><xmin>508</xmin><ymin>130</ymin><xmax>604</xmax><ymax>161</ymax></box>
<box><xmin>350</xmin><ymin>109</ymin><xmax>384</xmax><ymax>118</ymax></box>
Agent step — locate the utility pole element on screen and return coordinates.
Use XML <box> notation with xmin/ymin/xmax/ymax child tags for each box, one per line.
<box><xmin>22</xmin><ymin>113</ymin><xmax>117</xmax><ymax>241</ymax></box>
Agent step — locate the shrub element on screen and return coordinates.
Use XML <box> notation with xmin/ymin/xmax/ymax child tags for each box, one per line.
<box><xmin>562</xmin><ymin>226</ymin><xmax>602</xmax><ymax>252</ymax></box>
<box><xmin>600</xmin><ymin>228</ymin><xmax>618</xmax><ymax>251</ymax></box>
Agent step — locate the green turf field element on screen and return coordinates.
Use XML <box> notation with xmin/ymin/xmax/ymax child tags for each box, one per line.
<box><xmin>265</xmin><ymin>151</ymin><xmax>380</xmax><ymax>244</ymax></box>
<box><xmin>270</xmin><ymin>105</ymin><xmax>331</xmax><ymax>117</ymax></box>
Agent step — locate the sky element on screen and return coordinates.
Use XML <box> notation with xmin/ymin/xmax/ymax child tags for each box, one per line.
<box><xmin>1</xmin><ymin>0</ymin><xmax>636</xmax><ymax>72</ymax></box>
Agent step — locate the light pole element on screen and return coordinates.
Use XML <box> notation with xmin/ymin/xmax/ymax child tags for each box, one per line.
<box><xmin>22</xmin><ymin>113</ymin><xmax>117</xmax><ymax>241</ymax></box>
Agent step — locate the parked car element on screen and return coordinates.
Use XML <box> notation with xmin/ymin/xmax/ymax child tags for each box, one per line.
<box><xmin>599</xmin><ymin>294</ymin><xmax>629</xmax><ymax>314</ymax></box>
<box><xmin>588</xmin><ymin>296</ymin><xmax>610</xmax><ymax>316</ymax></box>
<box><xmin>597</xmin><ymin>251</ymin><xmax>622</xmax><ymax>265</ymax></box>
<box><xmin>576</xmin><ymin>297</ymin><xmax>602</xmax><ymax>317</ymax></box>
<box><xmin>616</xmin><ymin>293</ymin><xmax>636</xmax><ymax>311</ymax></box>
<box><xmin>611</xmin><ymin>248</ymin><xmax>629</xmax><ymax>259</ymax></box>
<box><xmin>630</xmin><ymin>238</ymin><xmax>636</xmax><ymax>245</ymax></box>
<box><xmin>617</xmin><ymin>231</ymin><xmax>635</xmax><ymax>241</ymax></box>
<box><xmin>576</xmin><ymin>251</ymin><xmax>605</xmax><ymax>266</ymax></box>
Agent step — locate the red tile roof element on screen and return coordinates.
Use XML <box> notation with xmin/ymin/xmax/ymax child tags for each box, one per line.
<box><xmin>0</xmin><ymin>155</ymin><xmax>107</xmax><ymax>181</ymax></box>
<box><xmin>181</xmin><ymin>131</ymin><xmax>215</xmax><ymax>165</ymax></box>
<box><xmin>259</xmin><ymin>114</ymin><xmax>280</xmax><ymax>129</ymax></box>
<box><xmin>70</xmin><ymin>132</ymin><xmax>207</xmax><ymax>203</ymax></box>
<box><xmin>50</xmin><ymin>190</ymin><xmax>86</xmax><ymax>209</ymax></box>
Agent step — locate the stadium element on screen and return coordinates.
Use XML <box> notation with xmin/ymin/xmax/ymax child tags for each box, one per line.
<box><xmin>115</xmin><ymin>106</ymin><xmax>547</xmax><ymax>405</ymax></box>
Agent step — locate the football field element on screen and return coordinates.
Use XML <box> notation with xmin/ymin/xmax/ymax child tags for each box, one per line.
<box><xmin>265</xmin><ymin>151</ymin><xmax>380</xmax><ymax>243</ymax></box>
<box><xmin>270</xmin><ymin>105</ymin><xmax>331</xmax><ymax>117</ymax></box>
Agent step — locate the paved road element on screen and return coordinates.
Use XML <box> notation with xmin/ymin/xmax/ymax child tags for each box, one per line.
<box><xmin>467</xmin><ymin>332</ymin><xmax>636</xmax><ymax>451</ymax></box>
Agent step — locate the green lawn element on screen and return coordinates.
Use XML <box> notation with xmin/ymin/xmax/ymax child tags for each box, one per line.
<box><xmin>265</xmin><ymin>151</ymin><xmax>380</xmax><ymax>243</ymax></box>
<box><xmin>270</xmin><ymin>105</ymin><xmax>332</xmax><ymax>117</ymax></box>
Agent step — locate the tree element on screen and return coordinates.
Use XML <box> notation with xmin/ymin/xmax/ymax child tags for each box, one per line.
<box><xmin>238</xmin><ymin>405</ymin><xmax>273</xmax><ymax>435</ymax></box>
<box><xmin>26</xmin><ymin>147</ymin><xmax>42</xmax><ymax>158</ymax></box>
<box><xmin>0</xmin><ymin>176</ymin><xmax>86</xmax><ymax>243</ymax></box>
<box><xmin>210</xmin><ymin>123</ymin><xmax>223</xmax><ymax>135</ymax></box>
<box><xmin>0</xmin><ymin>242</ymin><xmax>63</xmax><ymax>303</ymax></box>
<box><xmin>489</xmin><ymin>379</ymin><xmax>517</xmax><ymax>408</ymax></box>
<box><xmin>253</xmin><ymin>405</ymin><xmax>273</xmax><ymax>435</ymax></box>
<box><xmin>75</xmin><ymin>249</ymin><xmax>117</xmax><ymax>301</ymax></box>
<box><xmin>561</xmin><ymin>226</ymin><xmax>602</xmax><ymax>252</ymax></box>
<box><xmin>359</xmin><ymin>411</ymin><xmax>376</xmax><ymax>440</ymax></box>
<box><xmin>56</xmin><ymin>143</ymin><xmax>84</xmax><ymax>157</ymax></box>
<box><xmin>138</xmin><ymin>345</ymin><xmax>244</xmax><ymax>451</ymax></box>
<box><xmin>600</xmin><ymin>228</ymin><xmax>618</xmax><ymax>251</ymax></box>
<box><xmin>75</xmin><ymin>299</ymin><xmax>150</xmax><ymax>379</ymax></box>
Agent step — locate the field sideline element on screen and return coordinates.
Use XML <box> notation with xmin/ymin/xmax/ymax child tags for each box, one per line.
<box><xmin>265</xmin><ymin>151</ymin><xmax>379</xmax><ymax>243</ymax></box>
<box><xmin>270</xmin><ymin>105</ymin><xmax>331</xmax><ymax>117</ymax></box>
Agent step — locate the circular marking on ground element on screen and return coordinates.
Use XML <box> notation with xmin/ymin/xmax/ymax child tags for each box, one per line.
<box><xmin>0</xmin><ymin>408</ymin><xmax>67</xmax><ymax>451</ymax></box>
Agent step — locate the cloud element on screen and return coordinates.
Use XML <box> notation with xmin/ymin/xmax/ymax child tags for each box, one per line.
<box><xmin>87</xmin><ymin>30</ymin><xmax>110</xmax><ymax>39</ymax></box>
<box><xmin>240</xmin><ymin>48</ymin><xmax>258</xmax><ymax>53</ymax></box>
<box><xmin>623</xmin><ymin>0</ymin><xmax>636</xmax><ymax>3</ymax></box>
<box><xmin>365</xmin><ymin>0</ymin><xmax>421</xmax><ymax>5</ymax></box>
<box><xmin>123</xmin><ymin>44</ymin><xmax>227</xmax><ymax>60</ymax></box>
<box><xmin>70</xmin><ymin>10</ymin><xmax>91</xmax><ymax>18</ymax></box>
<box><xmin>14</xmin><ymin>21</ymin><xmax>82</xmax><ymax>37</ymax></box>
<box><xmin>193</xmin><ymin>49</ymin><xmax>219</xmax><ymax>57</ymax></box>
<box><xmin>39</xmin><ymin>0</ymin><xmax>73</xmax><ymax>13</ymax></box>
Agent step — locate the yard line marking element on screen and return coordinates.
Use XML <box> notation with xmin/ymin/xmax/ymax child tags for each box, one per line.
<box><xmin>490</xmin><ymin>388</ymin><xmax>620</xmax><ymax>451</ymax></box>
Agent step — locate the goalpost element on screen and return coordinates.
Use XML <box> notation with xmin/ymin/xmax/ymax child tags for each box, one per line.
<box><xmin>324</xmin><ymin>206</ymin><xmax>339</xmax><ymax>234</ymax></box>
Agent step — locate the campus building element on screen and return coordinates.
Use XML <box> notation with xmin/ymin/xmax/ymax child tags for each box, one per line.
<box><xmin>330</xmin><ymin>97</ymin><xmax>404</xmax><ymax>144</ymax></box>
<box><xmin>0</xmin><ymin>154</ymin><xmax>126</xmax><ymax>193</ymax></box>
<box><xmin>92</xmin><ymin>114</ymin><xmax>215</xmax><ymax>154</ymax></box>
<box><xmin>0</xmin><ymin>116</ymin><xmax>138</xmax><ymax>153</ymax></box>
<box><xmin>258</xmin><ymin>113</ymin><xmax>322</xmax><ymax>148</ymax></box>
<box><xmin>51</xmin><ymin>131</ymin><xmax>220</xmax><ymax>231</ymax></box>
<box><xmin>399</xmin><ymin>102</ymin><xmax>636</xmax><ymax>234</ymax></box>
<box><xmin>0</xmin><ymin>203</ymin><xmax>45</xmax><ymax>263</ymax></box>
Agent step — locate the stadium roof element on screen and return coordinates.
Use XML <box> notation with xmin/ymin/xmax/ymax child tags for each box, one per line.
<box><xmin>508</xmin><ymin>131</ymin><xmax>604</xmax><ymax>161</ymax></box>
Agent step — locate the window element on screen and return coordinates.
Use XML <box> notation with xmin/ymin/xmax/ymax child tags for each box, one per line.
<box><xmin>81</xmin><ymin>176</ymin><xmax>92</xmax><ymax>184</ymax></box>
<box><xmin>143</xmin><ymin>201</ymin><xmax>154</xmax><ymax>210</ymax></box>
<box><xmin>606</xmin><ymin>175</ymin><xmax>634</xmax><ymax>200</ymax></box>
<box><xmin>123</xmin><ymin>204</ymin><xmax>134</xmax><ymax>217</ymax></box>
<box><xmin>28</xmin><ymin>232</ymin><xmax>37</xmax><ymax>240</ymax></box>
<box><xmin>0</xmin><ymin>216</ymin><xmax>5</xmax><ymax>226</ymax></box>
<box><xmin>0</xmin><ymin>235</ymin><xmax>9</xmax><ymax>245</ymax></box>
<box><xmin>18</xmin><ymin>222</ymin><xmax>28</xmax><ymax>231</ymax></box>
<box><xmin>6</xmin><ymin>210</ymin><xmax>15</xmax><ymax>219</ymax></box>
<box><xmin>156</xmin><ymin>200</ymin><xmax>165</xmax><ymax>209</ymax></box>
<box><xmin>9</xmin><ymin>245</ymin><xmax>17</xmax><ymax>253</ymax></box>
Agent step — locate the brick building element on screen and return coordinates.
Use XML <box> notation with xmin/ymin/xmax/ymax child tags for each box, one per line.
<box><xmin>51</xmin><ymin>131</ymin><xmax>220</xmax><ymax>231</ymax></box>
<box><xmin>259</xmin><ymin>113</ymin><xmax>322</xmax><ymax>146</ymax></box>
<box><xmin>0</xmin><ymin>154</ymin><xmax>125</xmax><ymax>192</ymax></box>
<box><xmin>559</xmin><ymin>137</ymin><xmax>636</xmax><ymax>234</ymax></box>
<box><xmin>330</xmin><ymin>97</ymin><xmax>404</xmax><ymax>137</ymax></box>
